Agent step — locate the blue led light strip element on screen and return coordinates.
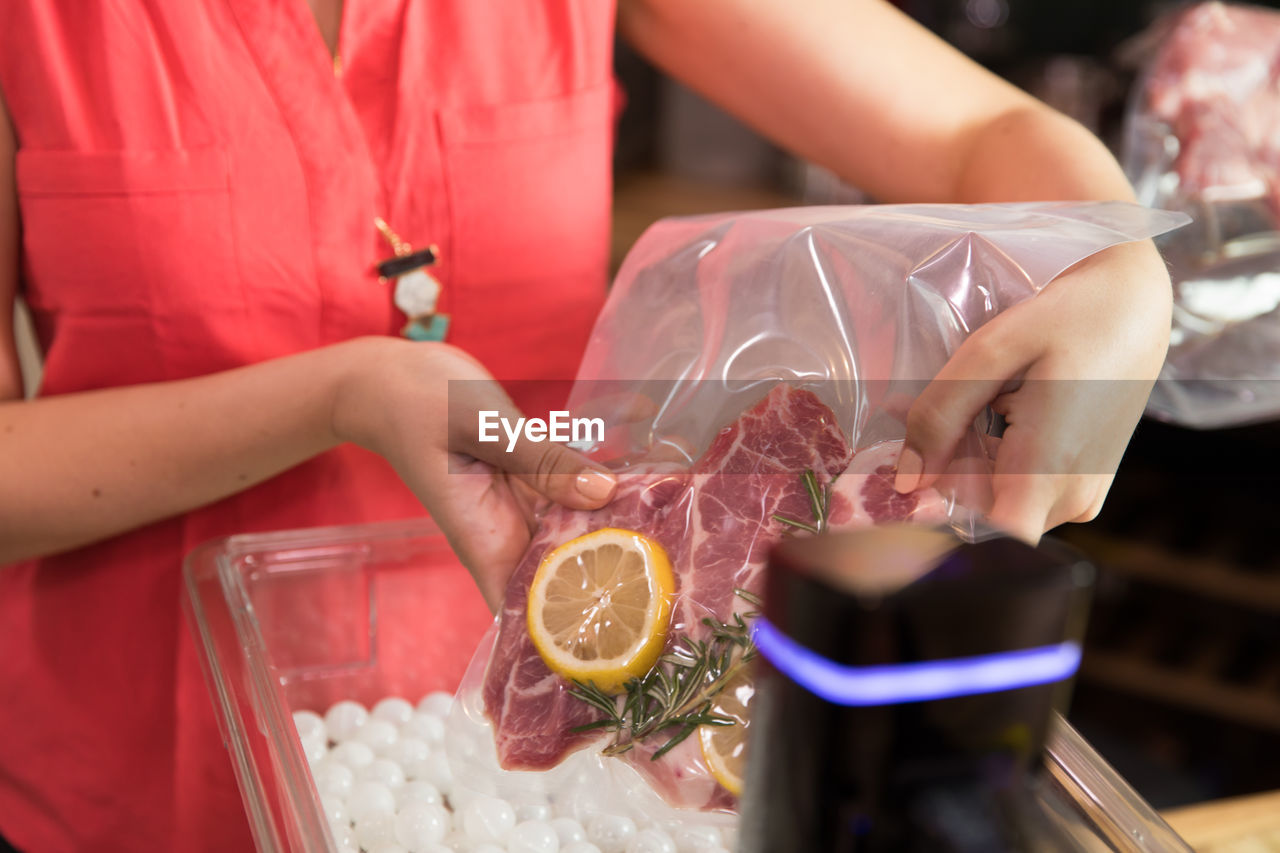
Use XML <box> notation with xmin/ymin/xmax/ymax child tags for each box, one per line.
<box><xmin>751</xmin><ymin>617</ymin><xmax>1081</xmax><ymax>706</ymax></box>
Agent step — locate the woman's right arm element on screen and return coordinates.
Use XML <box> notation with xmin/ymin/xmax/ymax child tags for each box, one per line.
<box><xmin>0</xmin><ymin>95</ymin><xmax>614</xmax><ymax>592</ymax></box>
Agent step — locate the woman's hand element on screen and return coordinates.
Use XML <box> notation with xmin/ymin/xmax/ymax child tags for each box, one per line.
<box><xmin>894</xmin><ymin>240</ymin><xmax>1173</xmax><ymax>542</ymax></box>
<box><xmin>332</xmin><ymin>338</ymin><xmax>617</xmax><ymax>609</ymax></box>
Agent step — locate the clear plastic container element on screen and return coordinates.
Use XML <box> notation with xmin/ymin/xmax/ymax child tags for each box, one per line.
<box><xmin>183</xmin><ymin>519</ymin><xmax>1194</xmax><ymax>852</ymax></box>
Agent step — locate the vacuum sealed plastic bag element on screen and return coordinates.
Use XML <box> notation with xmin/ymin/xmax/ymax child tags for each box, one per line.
<box><xmin>446</xmin><ymin>202</ymin><xmax>1186</xmax><ymax>821</ymax></box>
<box><xmin>1122</xmin><ymin>1</ymin><xmax>1280</xmax><ymax>427</ymax></box>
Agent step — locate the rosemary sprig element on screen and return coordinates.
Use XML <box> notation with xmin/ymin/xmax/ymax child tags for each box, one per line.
<box><xmin>568</xmin><ymin>588</ymin><xmax>761</xmax><ymax>760</ymax></box>
<box><xmin>771</xmin><ymin>468</ymin><xmax>834</xmax><ymax>534</ymax></box>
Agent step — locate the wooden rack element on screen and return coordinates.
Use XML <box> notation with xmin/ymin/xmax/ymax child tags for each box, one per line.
<box><xmin>1056</xmin><ymin>418</ymin><xmax>1280</xmax><ymax>742</ymax></box>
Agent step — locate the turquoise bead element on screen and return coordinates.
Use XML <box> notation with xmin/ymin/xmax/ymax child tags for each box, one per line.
<box><xmin>403</xmin><ymin>314</ymin><xmax>450</xmax><ymax>342</ymax></box>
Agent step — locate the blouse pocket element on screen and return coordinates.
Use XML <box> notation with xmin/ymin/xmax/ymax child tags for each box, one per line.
<box><xmin>15</xmin><ymin>147</ymin><xmax>241</xmax><ymax>317</ymax></box>
<box><xmin>438</xmin><ymin>85</ymin><xmax>613</xmax><ymax>337</ymax></box>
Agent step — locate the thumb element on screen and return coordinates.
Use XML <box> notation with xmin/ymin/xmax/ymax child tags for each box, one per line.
<box><xmin>506</xmin><ymin>440</ymin><xmax>618</xmax><ymax>510</ymax></box>
<box><xmin>895</xmin><ymin>323</ymin><xmax>1036</xmax><ymax>495</ymax></box>
<box><xmin>453</xmin><ymin>387</ymin><xmax>617</xmax><ymax>510</ymax></box>
<box><xmin>890</xmin><ymin>317</ymin><xmax>1039</xmax><ymax>491</ymax></box>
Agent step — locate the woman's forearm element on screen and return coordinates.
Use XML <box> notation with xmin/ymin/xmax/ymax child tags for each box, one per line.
<box><xmin>0</xmin><ymin>338</ymin><xmax>381</xmax><ymax>563</ymax></box>
<box><xmin>949</xmin><ymin>106</ymin><xmax>1136</xmax><ymax>203</ymax></box>
<box><xmin>619</xmin><ymin>0</ymin><xmax>1135</xmax><ymax>206</ymax></box>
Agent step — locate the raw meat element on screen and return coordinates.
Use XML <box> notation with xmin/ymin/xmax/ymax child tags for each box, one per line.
<box><xmin>828</xmin><ymin>440</ymin><xmax>949</xmax><ymax>529</ymax></box>
<box><xmin>481</xmin><ymin>384</ymin><xmax>949</xmax><ymax>806</ymax></box>
<box><xmin>1142</xmin><ymin>3</ymin><xmax>1280</xmax><ymax>210</ymax></box>
<box><xmin>670</xmin><ymin>384</ymin><xmax>853</xmax><ymax>639</ymax></box>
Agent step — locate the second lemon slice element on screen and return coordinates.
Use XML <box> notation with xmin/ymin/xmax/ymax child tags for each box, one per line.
<box><xmin>700</xmin><ymin>669</ymin><xmax>754</xmax><ymax>796</ymax></box>
<box><xmin>526</xmin><ymin>527</ymin><xmax>675</xmax><ymax>694</ymax></box>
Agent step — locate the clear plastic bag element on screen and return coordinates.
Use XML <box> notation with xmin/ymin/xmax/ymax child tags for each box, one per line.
<box><xmin>446</xmin><ymin>202</ymin><xmax>1186</xmax><ymax>821</ymax></box>
<box><xmin>1121</xmin><ymin>1</ymin><xmax>1280</xmax><ymax>427</ymax></box>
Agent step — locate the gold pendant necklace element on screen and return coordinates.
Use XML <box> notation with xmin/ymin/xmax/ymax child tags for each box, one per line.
<box><xmin>374</xmin><ymin>217</ymin><xmax>448</xmax><ymax>341</ymax></box>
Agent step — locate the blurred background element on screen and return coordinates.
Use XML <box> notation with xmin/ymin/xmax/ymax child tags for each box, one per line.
<box><xmin>609</xmin><ymin>0</ymin><xmax>1280</xmax><ymax>818</ymax></box>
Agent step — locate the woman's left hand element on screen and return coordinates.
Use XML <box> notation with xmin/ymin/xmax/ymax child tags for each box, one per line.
<box><xmin>331</xmin><ymin>338</ymin><xmax>617</xmax><ymax>610</ymax></box>
<box><xmin>894</xmin><ymin>239</ymin><xmax>1173</xmax><ymax>542</ymax></box>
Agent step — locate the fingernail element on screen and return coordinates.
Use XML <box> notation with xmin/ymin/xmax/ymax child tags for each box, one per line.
<box><xmin>894</xmin><ymin>448</ymin><xmax>923</xmax><ymax>494</ymax></box>
<box><xmin>575</xmin><ymin>469</ymin><xmax>617</xmax><ymax>503</ymax></box>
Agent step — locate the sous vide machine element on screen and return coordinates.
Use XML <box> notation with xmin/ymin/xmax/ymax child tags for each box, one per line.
<box><xmin>740</xmin><ymin>526</ymin><xmax>1191</xmax><ymax>853</ymax></box>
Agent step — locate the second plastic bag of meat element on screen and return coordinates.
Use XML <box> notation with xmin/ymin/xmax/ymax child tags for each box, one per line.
<box><xmin>447</xmin><ymin>202</ymin><xmax>1186</xmax><ymax>816</ymax></box>
<box><xmin>1122</xmin><ymin>2</ymin><xmax>1280</xmax><ymax>426</ymax></box>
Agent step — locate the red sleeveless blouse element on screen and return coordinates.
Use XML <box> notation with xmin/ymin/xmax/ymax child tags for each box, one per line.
<box><xmin>0</xmin><ymin>1</ymin><xmax>614</xmax><ymax>849</ymax></box>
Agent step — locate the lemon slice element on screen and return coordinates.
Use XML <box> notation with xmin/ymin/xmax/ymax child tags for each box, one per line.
<box><xmin>700</xmin><ymin>669</ymin><xmax>754</xmax><ymax>796</ymax></box>
<box><xmin>526</xmin><ymin>528</ymin><xmax>675</xmax><ymax>694</ymax></box>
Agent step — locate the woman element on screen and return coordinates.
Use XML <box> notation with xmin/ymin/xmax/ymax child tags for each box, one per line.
<box><xmin>0</xmin><ymin>0</ymin><xmax>1172</xmax><ymax>849</ymax></box>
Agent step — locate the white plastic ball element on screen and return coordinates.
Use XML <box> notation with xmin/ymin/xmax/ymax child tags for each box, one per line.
<box><xmin>403</xmin><ymin>758</ymin><xmax>433</xmax><ymax>786</ymax></box>
<box><xmin>368</xmin><ymin>844</ymin><xmax>410</xmax><ymax>853</ymax></box>
<box><xmin>516</xmin><ymin>802</ymin><xmax>554</xmax><ymax>823</ymax></box>
<box><xmin>562</xmin><ymin>843</ymin><xmax>604</xmax><ymax>853</ymax></box>
<box><xmin>355</xmin><ymin>718</ymin><xmax>400</xmax><ymax>754</ymax></box>
<box><xmin>330</xmin><ymin>739</ymin><xmax>376</xmax><ymax>771</ymax></box>
<box><xmin>415</xmin><ymin>751</ymin><xmax>454</xmax><ymax>793</ymax></box>
<box><xmin>361</xmin><ymin>757</ymin><xmax>407</xmax><ymax>790</ymax></box>
<box><xmin>463</xmin><ymin>730</ymin><xmax>504</xmax><ymax>774</ymax></box>
<box><xmin>554</xmin><ymin>778</ymin><xmax>615</xmax><ymax>826</ymax></box>
<box><xmin>384</xmin><ymin>736</ymin><xmax>432</xmax><ymax>769</ymax></box>
<box><xmin>395</xmin><ymin>801</ymin><xmax>451</xmax><ymax>850</ymax></box>
<box><xmin>417</xmin><ymin>691</ymin><xmax>454</xmax><ymax>718</ymax></box>
<box><xmin>460</xmin><ymin>795</ymin><xmax>517</xmax><ymax>844</ymax></box>
<box><xmin>396</xmin><ymin>779</ymin><xmax>443</xmax><ymax>809</ymax></box>
<box><xmin>319</xmin><ymin>794</ymin><xmax>348</xmax><ymax>827</ymax></box>
<box><xmin>354</xmin><ymin>811</ymin><xmax>399</xmax><ymax>850</ymax></box>
<box><xmin>293</xmin><ymin>709</ymin><xmax>327</xmax><ymax>742</ymax></box>
<box><xmin>442</xmin><ymin>832</ymin><xmax>471</xmax><ymax>852</ymax></box>
<box><xmin>300</xmin><ymin>733</ymin><xmax>328</xmax><ymax>766</ymax></box>
<box><xmin>330</xmin><ymin>821</ymin><xmax>358</xmax><ymax>851</ymax></box>
<box><xmin>586</xmin><ymin>814</ymin><xmax>637</xmax><ymax>853</ymax></box>
<box><xmin>508</xmin><ymin>819</ymin><xmax>561</xmax><ymax>853</ymax></box>
<box><xmin>551</xmin><ymin>817</ymin><xmax>588</xmax><ymax>845</ymax></box>
<box><xmin>324</xmin><ymin>701</ymin><xmax>369</xmax><ymax>742</ymax></box>
<box><xmin>472</xmin><ymin>845</ymin><xmax>507</xmax><ymax>853</ymax></box>
<box><xmin>346</xmin><ymin>780</ymin><xmax>397</xmax><ymax>823</ymax></box>
<box><xmin>447</xmin><ymin>784</ymin><xmax>485</xmax><ymax>812</ymax></box>
<box><xmin>696</xmin><ymin>848</ymin><xmax>731</xmax><ymax>853</ymax></box>
<box><xmin>372</xmin><ymin>696</ymin><xmax>416</xmax><ymax>725</ymax></box>
<box><xmin>627</xmin><ymin>828</ymin><xmax>676</xmax><ymax>853</ymax></box>
<box><xmin>312</xmin><ymin>759</ymin><xmax>355</xmax><ymax>800</ymax></box>
<box><xmin>671</xmin><ymin>826</ymin><xmax>723</xmax><ymax>852</ymax></box>
<box><xmin>402</xmin><ymin>711</ymin><xmax>447</xmax><ymax>744</ymax></box>
<box><xmin>719</xmin><ymin>825</ymin><xmax>738</xmax><ymax>851</ymax></box>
